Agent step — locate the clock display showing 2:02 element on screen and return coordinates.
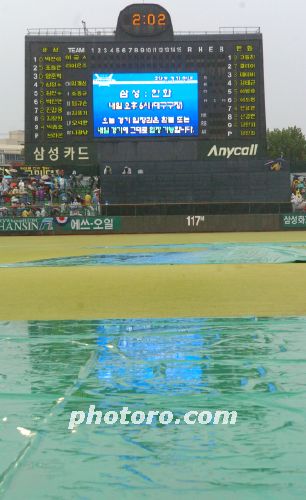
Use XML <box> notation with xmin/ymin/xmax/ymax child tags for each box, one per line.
<box><xmin>132</xmin><ymin>12</ymin><xmax>167</xmax><ymax>26</ymax></box>
<box><xmin>117</xmin><ymin>4</ymin><xmax>173</xmax><ymax>37</ymax></box>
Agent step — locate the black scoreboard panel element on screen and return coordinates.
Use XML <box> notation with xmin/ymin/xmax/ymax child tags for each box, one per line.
<box><xmin>25</xmin><ymin>27</ymin><xmax>266</xmax><ymax>166</ymax></box>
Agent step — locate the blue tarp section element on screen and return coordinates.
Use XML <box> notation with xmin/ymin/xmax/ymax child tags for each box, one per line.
<box><xmin>2</xmin><ymin>242</ymin><xmax>306</xmax><ymax>267</ymax></box>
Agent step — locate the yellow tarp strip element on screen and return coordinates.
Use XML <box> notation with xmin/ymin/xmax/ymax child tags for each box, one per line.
<box><xmin>0</xmin><ymin>233</ymin><xmax>305</xmax><ymax>320</ymax></box>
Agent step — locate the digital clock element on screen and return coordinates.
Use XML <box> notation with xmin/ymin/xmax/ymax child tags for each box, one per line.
<box><xmin>116</xmin><ymin>3</ymin><xmax>173</xmax><ymax>38</ymax></box>
<box><xmin>132</xmin><ymin>12</ymin><xmax>167</xmax><ymax>26</ymax></box>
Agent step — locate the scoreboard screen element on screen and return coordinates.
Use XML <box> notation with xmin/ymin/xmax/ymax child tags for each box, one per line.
<box><xmin>92</xmin><ymin>72</ymin><xmax>199</xmax><ymax>138</ymax></box>
<box><xmin>25</xmin><ymin>3</ymin><xmax>266</xmax><ymax>166</ymax></box>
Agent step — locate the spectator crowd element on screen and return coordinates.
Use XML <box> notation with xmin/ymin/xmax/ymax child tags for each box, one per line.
<box><xmin>291</xmin><ymin>174</ymin><xmax>306</xmax><ymax>212</ymax></box>
<box><xmin>0</xmin><ymin>169</ymin><xmax>101</xmax><ymax>217</ymax></box>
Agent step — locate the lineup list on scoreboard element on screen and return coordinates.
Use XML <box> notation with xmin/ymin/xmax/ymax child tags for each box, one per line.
<box><xmin>27</xmin><ymin>38</ymin><xmax>263</xmax><ymax>162</ymax></box>
<box><xmin>31</xmin><ymin>47</ymin><xmax>89</xmax><ymax>139</ymax></box>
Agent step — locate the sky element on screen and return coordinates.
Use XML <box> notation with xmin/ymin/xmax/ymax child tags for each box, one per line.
<box><xmin>0</xmin><ymin>0</ymin><xmax>305</xmax><ymax>136</ymax></box>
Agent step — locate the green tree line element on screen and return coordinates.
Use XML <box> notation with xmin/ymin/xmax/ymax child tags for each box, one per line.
<box><xmin>266</xmin><ymin>126</ymin><xmax>306</xmax><ymax>162</ymax></box>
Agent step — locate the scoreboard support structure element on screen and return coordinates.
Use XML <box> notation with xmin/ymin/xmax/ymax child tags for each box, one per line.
<box><xmin>25</xmin><ymin>3</ymin><xmax>290</xmax><ymax>209</ymax></box>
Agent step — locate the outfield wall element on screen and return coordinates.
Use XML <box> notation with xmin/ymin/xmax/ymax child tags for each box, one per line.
<box><xmin>0</xmin><ymin>214</ymin><xmax>301</xmax><ymax>235</ymax></box>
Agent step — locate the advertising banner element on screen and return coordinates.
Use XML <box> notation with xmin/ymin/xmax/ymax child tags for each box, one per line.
<box><xmin>0</xmin><ymin>216</ymin><xmax>121</xmax><ymax>233</ymax></box>
<box><xmin>281</xmin><ymin>214</ymin><xmax>306</xmax><ymax>228</ymax></box>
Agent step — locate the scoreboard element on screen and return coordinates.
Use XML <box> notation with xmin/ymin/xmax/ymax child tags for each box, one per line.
<box><xmin>25</xmin><ymin>3</ymin><xmax>266</xmax><ymax>167</ymax></box>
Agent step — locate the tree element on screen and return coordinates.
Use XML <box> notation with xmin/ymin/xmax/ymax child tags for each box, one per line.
<box><xmin>266</xmin><ymin>126</ymin><xmax>306</xmax><ymax>162</ymax></box>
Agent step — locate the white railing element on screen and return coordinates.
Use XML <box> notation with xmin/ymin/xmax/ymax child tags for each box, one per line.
<box><xmin>26</xmin><ymin>27</ymin><xmax>116</xmax><ymax>36</ymax></box>
<box><xmin>175</xmin><ymin>27</ymin><xmax>260</xmax><ymax>35</ymax></box>
<box><xmin>26</xmin><ymin>27</ymin><xmax>260</xmax><ymax>36</ymax></box>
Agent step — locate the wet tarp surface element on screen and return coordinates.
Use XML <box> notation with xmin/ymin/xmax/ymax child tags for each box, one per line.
<box><xmin>1</xmin><ymin>317</ymin><xmax>306</xmax><ymax>499</ymax></box>
<box><xmin>2</xmin><ymin>242</ymin><xmax>306</xmax><ymax>267</ymax></box>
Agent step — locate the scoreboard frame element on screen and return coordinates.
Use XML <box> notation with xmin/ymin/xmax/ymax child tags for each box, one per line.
<box><xmin>25</xmin><ymin>4</ymin><xmax>266</xmax><ymax>167</ymax></box>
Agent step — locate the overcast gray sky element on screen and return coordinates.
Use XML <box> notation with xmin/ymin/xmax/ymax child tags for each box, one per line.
<box><xmin>0</xmin><ymin>0</ymin><xmax>305</xmax><ymax>135</ymax></box>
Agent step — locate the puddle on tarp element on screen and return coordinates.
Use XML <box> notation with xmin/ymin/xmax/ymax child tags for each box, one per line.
<box><xmin>2</xmin><ymin>242</ymin><xmax>306</xmax><ymax>267</ymax></box>
<box><xmin>0</xmin><ymin>317</ymin><xmax>306</xmax><ymax>499</ymax></box>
